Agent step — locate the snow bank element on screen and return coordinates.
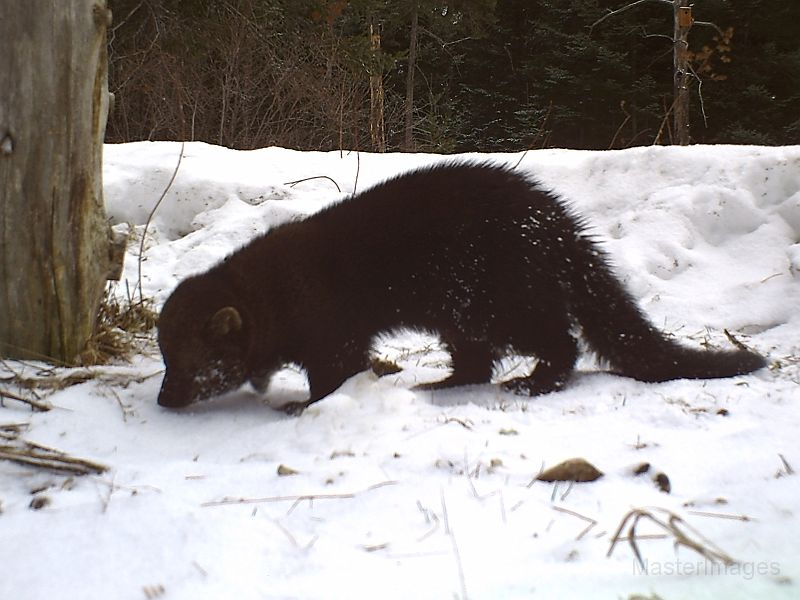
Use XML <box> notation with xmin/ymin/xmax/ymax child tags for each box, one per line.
<box><xmin>1</xmin><ymin>143</ymin><xmax>798</xmax><ymax>600</ymax></box>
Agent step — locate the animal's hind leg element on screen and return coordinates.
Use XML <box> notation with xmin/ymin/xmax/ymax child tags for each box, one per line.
<box><xmin>420</xmin><ymin>339</ymin><xmax>494</xmax><ymax>390</ymax></box>
<box><xmin>502</xmin><ymin>320</ymin><xmax>578</xmax><ymax>396</ymax></box>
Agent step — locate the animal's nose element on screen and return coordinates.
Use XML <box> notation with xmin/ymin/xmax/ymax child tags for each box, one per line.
<box><xmin>156</xmin><ymin>374</ymin><xmax>194</xmax><ymax>408</ymax></box>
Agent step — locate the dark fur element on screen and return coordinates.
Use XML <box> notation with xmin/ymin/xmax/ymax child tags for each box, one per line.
<box><xmin>157</xmin><ymin>162</ymin><xmax>765</xmax><ymax>411</ymax></box>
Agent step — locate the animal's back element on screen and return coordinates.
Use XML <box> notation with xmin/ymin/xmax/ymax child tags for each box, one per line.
<box><xmin>273</xmin><ymin>163</ymin><xmax>572</xmax><ymax>332</ymax></box>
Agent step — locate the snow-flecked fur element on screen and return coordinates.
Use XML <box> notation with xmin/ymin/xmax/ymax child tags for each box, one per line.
<box><xmin>157</xmin><ymin>162</ymin><xmax>765</xmax><ymax>410</ymax></box>
<box><xmin>565</xmin><ymin>233</ymin><xmax>765</xmax><ymax>383</ymax></box>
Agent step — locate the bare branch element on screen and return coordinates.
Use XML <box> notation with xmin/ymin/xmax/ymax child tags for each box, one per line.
<box><xmin>694</xmin><ymin>20</ymin><xmax>726</xmax><ymax>38</ymax></box>
<box><xmin>284</xmin><ymin>175</ymin><xmax>342</xmax><ymax>193</ymax></box>
<box><xmin>688</xmin><ymin>65</ymin><xmax>709</xmax><ymax>128</ymax></box>
<box><xmin>418</xmin><ymin>26</ymin><xmax>473</xmax><ymax>50</ymax></box>
<box><xmin>110</xmin><ymin>0</ymin><xmax>144</xmax><ymax>36</ymax></box>
<box><xmin>590</xmin><ymin>0</ymin><xmax>673</xmax><ymax>34</ymax></box>
<box><xmin>137</xmin><ymin>141</ymin><xmax>185</xmax><ymax>304</ymax></box>
<box><xmin>609</xmin><ymin>100</ymin><xmax>632</xmax><ymax>149</ymax></box>
<box><xmin>643</xmin><ymin>32</ymin><xmax>675</xmax><ymax>43</ymax></box>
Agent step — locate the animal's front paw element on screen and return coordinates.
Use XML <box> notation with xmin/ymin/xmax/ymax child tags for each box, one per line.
<box><xmin>279</xmin><ymin>400</ymin><xmax>310</xmax><ymax>416</ymax></box>
<box><xmin>249</xmin><ymin>373</ymin><xmax>271</xmax><ymax>393</ymax></box>
<box><xmin>414</xmin><ymin>378</ymin><xmax>452</xmax><ymax>391</ymax></box>
<box><xmin>501</xmin><ymin>377</ymin><xmax>563</xmax><ymax>397</ymax></box>
<box><xmin>370</xmin><ymin>358</ymin><xmax>402</xmax><ymax>377</ymax></box>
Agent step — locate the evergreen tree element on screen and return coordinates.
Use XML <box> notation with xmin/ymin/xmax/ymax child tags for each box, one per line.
<box><xmin>696</xmin><ymin>0</ymin><xmax>800</xmax><ymax>144</ymax></box>
<box><xmin>452</xmin><ymin>1</ymin><xmax>656</xmax><ymax>149</ymax></box>
<box><xmin>106</xmin><ymin>0</ymin><xmax>799</xmax><ymax>150</ymax></box>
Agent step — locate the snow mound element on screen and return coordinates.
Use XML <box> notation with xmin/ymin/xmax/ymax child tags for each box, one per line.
<box><xmin>1</xmin><ymin>143</ymin><xmax>799</xmax><ymax>600</ymax></box>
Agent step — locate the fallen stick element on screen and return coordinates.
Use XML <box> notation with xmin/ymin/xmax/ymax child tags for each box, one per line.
<box><xmin>0</xmin><ymin>388</ymin><xmax>52</xmax><ymax>411</ymax></box>
<box><xmin>0</xmin><ymin>442</ymin><xmax>107</xmax><ymax>475</ymax></box>
<box><xmin>202</xmin><ymin>480</ymin><xmax>397</xmax><ymax>508</ymax></box>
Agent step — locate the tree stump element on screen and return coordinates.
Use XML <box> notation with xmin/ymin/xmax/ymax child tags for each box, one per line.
<box><xmin>0</xmin><ymin>1</ymin><xmax>113</xmax><ymax>364</ymax></box>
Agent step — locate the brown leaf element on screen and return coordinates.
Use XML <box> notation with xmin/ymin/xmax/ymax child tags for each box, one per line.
<box><xmin>277</xmin><ymin>464</ymin><xmax>299</xmax><ymax>476</ymax></box>
<box><xmin>538</xmin><ymin>458</ymin><xmax>603</xmax><ymax>483</ymax></box>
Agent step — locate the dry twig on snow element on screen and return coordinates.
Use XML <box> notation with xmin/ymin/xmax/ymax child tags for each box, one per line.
<box><xmin>0</xmin><ymin>427</ymin><xmax>107</xmax><ymax>475</ymax></box>
<box><xmin>607</xmin><ymin>507</ymin><xmax>737</xmax><ymax>569</ymax></box>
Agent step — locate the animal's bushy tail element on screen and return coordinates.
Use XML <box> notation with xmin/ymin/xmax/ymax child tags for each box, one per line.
<box><xmin>564</xmin><ymin>235</ymin><xmax>766</xmax><ymax>382</ymax></box>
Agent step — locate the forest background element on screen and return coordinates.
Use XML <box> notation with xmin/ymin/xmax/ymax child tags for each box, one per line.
<box><xmin>106</xmin><ymin>0</ymin><xmax>799</xmax><ymax>152</ymax></box>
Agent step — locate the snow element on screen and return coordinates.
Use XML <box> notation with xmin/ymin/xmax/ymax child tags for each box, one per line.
<box><xmin>2</xmin><ymin>142</ymin><xmax>799</xmax><ymax>599</ymax></box>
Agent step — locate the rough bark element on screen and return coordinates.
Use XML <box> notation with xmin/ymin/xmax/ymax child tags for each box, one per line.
<box><xmin>0</xmin><ymin>1</ymin><xmax>113</xmax><ymax>363</ymax></box>
<box><xmin>403</xmin><ymin>7</ymin><xmax>419</xmax><ymax>151</ymax></box>
<box><xmin>673</xmin><ymin>0</ymin><xmax>693</xmax><ymax>145</ymax></box>
<box><xmin>368</xmin><ymin>15</ymin><xmax>386</xmax><ymax>153</ymax></box>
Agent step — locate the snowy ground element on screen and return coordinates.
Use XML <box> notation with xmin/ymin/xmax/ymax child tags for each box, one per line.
<box><xmin>1</xmin><ymin>143</ymin><xmax>799</xmax><ymax>600</ymax></box>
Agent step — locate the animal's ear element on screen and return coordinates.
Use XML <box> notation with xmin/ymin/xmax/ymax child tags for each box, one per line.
<box><xmin>208</xmin><ymin>306</ymin><xmax>243</xmax><ymax>337</ymax></box>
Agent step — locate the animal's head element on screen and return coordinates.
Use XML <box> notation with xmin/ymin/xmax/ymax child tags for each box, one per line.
<box><xmin>157</xmin><ymin>276</ymin><xmax>252</xmax><ymax>408</ymax></box>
